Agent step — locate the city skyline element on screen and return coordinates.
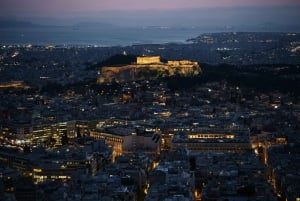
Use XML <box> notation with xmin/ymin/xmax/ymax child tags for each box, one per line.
<box><xmin>0</xmin><ymin>1</ymin><xmax>299</xmax><ymax>196</ymax></box>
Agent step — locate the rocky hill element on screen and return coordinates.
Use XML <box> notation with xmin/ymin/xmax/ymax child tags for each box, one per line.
<box><xmin>97</xmin><ymin>56</ymin><xmax>201</xmax><ymax>83</ymax></box>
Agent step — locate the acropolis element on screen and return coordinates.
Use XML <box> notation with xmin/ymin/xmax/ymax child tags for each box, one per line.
<box><xmin>98</xmin><ymin>56</ymin><xmax>201</xmax><ymax>83</ymax></box>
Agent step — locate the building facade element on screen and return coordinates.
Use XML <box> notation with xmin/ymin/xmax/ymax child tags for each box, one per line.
<box><xmin>90</xmin><ymin>127</ymin><xmax>160</xmax><ymax>161</ymax></box>
<box><xmin>171</xmin><ymin>132</ymin><xmax>251</xmax><ymax>153</ymax></box>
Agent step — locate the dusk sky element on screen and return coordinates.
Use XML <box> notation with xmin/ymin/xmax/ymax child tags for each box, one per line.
<box><xmin>1</xmin><ymin>0</ymin><xmax>300</xmax><ymax>27</ymax></box>
<box><xmin>1</xmin><ymin>0</ymin><xmax>300</xmax><ymax>13</ymax></box>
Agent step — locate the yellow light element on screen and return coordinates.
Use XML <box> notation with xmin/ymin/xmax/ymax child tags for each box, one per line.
<box><xmin>226</xmin><ymin>135</ymin><xmax>234</xmax><ymax>139</ymax></box>
<box><xmin>33</xmin><ymin>168</ymin><xmax>42</xmax><ymax>173</ymax></box>
<box><xmin>144</xmin><ymin>188</ymin><xmax>148</xmax><ymax>195</ymax></box>
<box><xmin>153</xmin><ymin>162</ymin><xmax>159</xmax><ymax>169</ymax></box>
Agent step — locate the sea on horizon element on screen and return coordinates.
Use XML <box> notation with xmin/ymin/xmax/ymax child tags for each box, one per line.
<box><xmin>0</xmin><ymin>26</ymin><xmax>220</xmax><ymax>47</ymax></box>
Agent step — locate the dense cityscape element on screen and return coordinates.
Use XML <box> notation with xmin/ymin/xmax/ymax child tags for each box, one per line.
<box><xmin>0</xmin><ymin>31</ymin><xmax>300</xmax><ymax>201</ymax></box>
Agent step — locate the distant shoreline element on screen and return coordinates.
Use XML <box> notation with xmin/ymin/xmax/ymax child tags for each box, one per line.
<box><xmin>1</xmin><ymin>32</ymin><xmax>299</xmax><ymax>65</ymax></box>
<box><xmin>1</xmin><ymin>25</ymin><xmax>300</xmax><ymax>47</ymax></box>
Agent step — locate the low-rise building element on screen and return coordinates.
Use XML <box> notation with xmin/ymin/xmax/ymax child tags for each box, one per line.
<box><xmin>171</xmin><ymin>129</ymin><xmax>251</xmax><ymax>153</ymax></box>
<box><xmin>90</xmin><ymin>126</ymin><xmax>160</xmax><ymax>161</ymax></box>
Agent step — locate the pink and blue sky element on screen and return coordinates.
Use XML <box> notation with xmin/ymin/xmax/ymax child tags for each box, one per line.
<box><xmin>1</xmin><ymin>0</ymin><xmax>300</xmax><ymax>28</ymax></box>
<box><xmin>1</xmin><ymin>0</ymin><xmax>300</xmax><ymax>13</ymax></box>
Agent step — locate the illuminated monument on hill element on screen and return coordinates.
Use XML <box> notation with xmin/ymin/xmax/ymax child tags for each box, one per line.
<box><xmin>97</xmin><ymin>56</ymin><xmax>202</xmax><ymax>83</ymax></box>
<box><xmin>136</xmin><ymin>56</ymin><xmax>161</xmax><ymax>64</ymax></box>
